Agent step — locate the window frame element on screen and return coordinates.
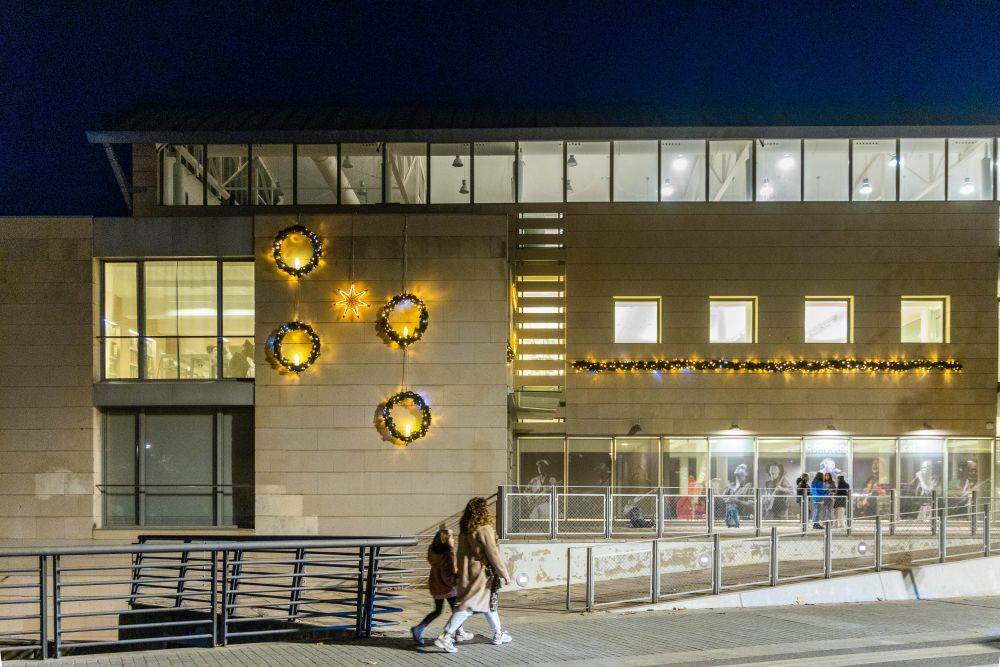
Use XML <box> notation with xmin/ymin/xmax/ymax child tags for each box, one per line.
<box><xmin>100</xmin><ymin>407</ymin><xmax>254</xmax><ymax>528</ymax></box>
<box><xmin>709</xmin><ymin>296</ymin><xmax>759</xmax><ymax>344</ymax></box>
<box><xmin>613</xmin><ymin>296</ymin><xmax>662</xmax><ymax>344</ymax></box>
<box><xmin>99</xmin><ymin>258</ymin><xmax>255</xmax><ymax>381</ymax></box>
<box><xmin>900</xmin><ymin>295</ymin><xmax>951</xmax><ymax>344</ymax></box>
<box><xmin>804</xmin><ymin>296</ymin><xmax>854</xmax><ymax>344</ymax></box>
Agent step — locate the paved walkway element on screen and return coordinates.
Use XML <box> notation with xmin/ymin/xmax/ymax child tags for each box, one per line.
<box><xmin>9</xmin><ymin>597</ymin><xmax>1000</xmax><ymax>666</ymax></box>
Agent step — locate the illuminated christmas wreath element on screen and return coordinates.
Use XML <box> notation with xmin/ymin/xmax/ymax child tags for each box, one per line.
<box><xmin>272</xmin><ymin>224</ymin><xmax>323</xmax><ymax>277</ymax></box>
<box><xmin>375</xmin><ymin>292</ymin><xmax>428</xmax><ymax>347</ymax></box>
<box><xmin>376</xmin><ymin>390</ymin><xmax>432</xmax><ymax>445</ymax></box>
<box><xmin>265</xmin><ymin>321</ymin><xmax>321</xmax><ymax>373</ymax></box>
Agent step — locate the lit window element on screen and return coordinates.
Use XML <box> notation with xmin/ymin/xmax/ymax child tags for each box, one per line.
<box><xmin>430</xmin><ymin>143</ymin><xmax>471</xmax><ymax>204</ymax></box>
<box><xmin>101</xmin><ymin>260</ymin><xmax>255</xmax><ymax>380</ymax></box>
<box><xmin>900</xmin><ymin>139</ymin><xmax>946</xmax><ymax>201</ymax></box>
<box><xmin>613</xmin><ymin>140</ymin><xmax>657</xmax><ymax>202</ymax></box>
<box><xmin>660</xmin><ymin>140</ymin><xmax>706</xmax><ymax>201</ymax></box>
<box><xmin>852</xmin><ymin>140</ymin><xmax>897</xmax><ymax>201</ymax></box>
<box><xmin>566</xmin><ymin>142</ymin><xmax>610</xmax><ymax>202</ymax></box>
<box><xmin>614</xmin><ymin>298</ymin><xmax>660</xmax><ymax>343</ymax></box>
<box><xmin>340</xmin><ymin>143</ymin><xmax>383</xmax><ymax>204</ymax></box>
<box><xmin>805</xmin><ymin>297</ymin><xmax>852</xmax><ymax>343</ymax></box>
<box><xmin>947</xmin><ymin>138</ymin><xmax>993</xmax><ymax>201</ymax></box>
<box><xmin>710</xmin><ymin>298</ymin><xmax>756</xmax><ymax>343</ymax></box>
<box><xmin>804</xmin><ymin>139</ymin><xmax>848</xmax><ymax>201</ymax></box>
<box><xmin>901</xmin><ymin>297</ymin><xmax>949</xmax><ymax>343</ymax></box>
<box><xmin>755</xmin><ymin>139</ymin><xmax>801</xmax><ymax>201</ymax></box>
<box><xmin>708</xmin><ymin>140</ymin><xmax>752</xmax><ymax>201</ymax></box>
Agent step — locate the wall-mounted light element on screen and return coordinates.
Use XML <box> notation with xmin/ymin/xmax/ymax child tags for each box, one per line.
<box><xmin>960</xmin><ymin>177</ymin><xmax>975</xmax><ymax>196</ymax></box>
<box><xmin>859</xmin><ymin>178</ymin><xmax>873</xmax><ymax>196</ymax></box>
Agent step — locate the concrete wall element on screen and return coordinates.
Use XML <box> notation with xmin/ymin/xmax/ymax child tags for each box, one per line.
<box><xmin>564</xmin><ymin>202</ymin><xmax>999</xmax><ymax>436</ymax></box>
<box><xmin>253</xmin><ymin>213</ymin><xmax>510</xmax><ymax>535</ymax></box>
<box><xmin>0</xmin><ymin>217</ymin><xmax>95</xmax><ymax>541</ymax></box>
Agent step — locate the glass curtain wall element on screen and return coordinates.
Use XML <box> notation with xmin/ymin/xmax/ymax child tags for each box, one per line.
<box><xmin>161</xmin><ymin>144</ymin><xmax>205</xmax><ymax>205</ymax></box>
<box><xmin>251</xmin><ymin>144</ymin><xmax>293</xmax><ymax>205</ymax></box>
<box><xmin>900</xmin><ymin>138</ymin><xmax>946</xmax><ymax>201</ymax></box>
<box><xmin>430</xmin><ymin>143</ymin><xmax>471</xmax><ymax>203</ymax></box>
<box><xmin>756</xmin><ymin>139</ymin><xmax>801</xmax><ymax>201</ymax></box>
<box><xmin>851</xmin><ymin>140</ymin><xmax>897</xmax><ymax>201</ymax></box>
<box><xmin>757</xmin><ymin>438</ymin><xmax>802</xmax><ymax>520</ymax></box>
<box><xmin>206</xmin><ymin>145</ymin><xmax>249</xmax><ymax>206</ymax></box>
<box><xmin>708</xmin><ymin>140</ymin><xmax>752</xmax><ymax>201</ymax></box>
<box><xmin>519</xmin><ymin>436</ymin><xmax>996</xmax><ymax>502</ymax></box>
<box><xmin>340</xmin><ymin>143</ymin><xmax>383</xmax><ymax>204</ymax></box>
<box><xmin>565</xmin><ymin>142</ymin><xmax>610</xmax><ymax>202</ymax></box>
<box><xmin>947</xmin><ymin>138</ymin><xmax>993</xmax><ymax>200</ymax></box>
<box><xmin>473</xmin><ymin>142</ymin><xmax>515</xmax><ymax>203</ymax></box>
<box><xmin>386</xmin><ymin>142</ymin><xmax>428</xmax><ymax>204</ymax></box>
<box><xmin>804</xmin><ymin>139</ymin><xmax>849</xmax><ymax>201</ymax></box>
<box><xmin>612</xmin><ymin>140</ymin><xmax>657</xmax><ymax>201</ymax></box>
<box><xmin>518</xmin><ymin>141</ymin><xmax>564</xmax><ymax>202</ymax></box>
<box><xmin>660</xmin><ymin>140</ymin><xmax>706</xmax><ymax>201</ymax></box>
<box><xmin>296</xmin><ymin>144</ymin><xmax>338</xmax><ymax>204</ymax></box>
<box><xmin>103</xmin><ymin>263</ymin><xmax>139</xmax><ymax>379</ymax></box>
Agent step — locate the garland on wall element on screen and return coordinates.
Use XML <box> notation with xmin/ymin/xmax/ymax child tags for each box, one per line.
<box><xmin>266</xmin><ymin>321</ymin><xmax>322</xmax><ymax>374</ymax></box>
<box><xmin>272</xmin><ymin>224</ymin><xmax>323</xmax><ymax>277</ymax></box>
<box><xmin>571</xmin><ymin>358</ymin><xmax>962</xmax><ymax>374</ymax></box>
<box><xmin>375</xmin><ymin>293</ymin><xmax>429</xmax><ymax>347</ymax></box>
<box><xmin>376</xmin><ymin>390</ymin><xmax>432</xmax><ymax>445</ymax></box>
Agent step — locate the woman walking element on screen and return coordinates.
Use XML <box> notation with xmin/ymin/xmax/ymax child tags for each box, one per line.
<box><xmin>410</xmin><ymin>527</ymin><xmax>472</xmax><ymax>645</ymax></box>
<box><xmin>435</xmin><ymin>497</ymin><xmax>512</xmax><ymax>653</ymax></box>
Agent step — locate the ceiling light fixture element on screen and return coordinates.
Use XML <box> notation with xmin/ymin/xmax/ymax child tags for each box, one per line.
<box><xmin>566</xmin><ymin>179</ymin><xmax>573</xmax><ymax>193</ymax></box>
<box><xmin>759</xmin><ymin>177</ymin><xmax>774</xmax><ymax>199</ymax></box>
<box><xmin>778</xmin><ymin>153</ymin><xmax>795</xmax><ymax>171</ymax></box>
<box><xmin>859</xmin><ymin>178</ymin><xmax>873</xmax><ymax>196</ymax></box>
<box><xmin>567</xmin><ymin>154</ymin><xmax>578</xmax><ymax>167</ymax></box>
<box><xmin>342</xmin><ymin>155</ymin><xmax>354</xmax><ymax>169</ymax></box>
<box><xmin>452</xmin><ymin>155</ymin><xmax>464</xmax><ymax>168</ymax></box>
<box><xmin>672</xmin><ymin>155</ymin><xmax>688</xmax><ymax>171</ymax></box>
<box><xmin>960</xmin><ymin>177</ymin><xmax>975</xmax><ymax>195</ymax></box>
<box><xmin>660</xmin><ymin>177</ymin><xmax>674</xmax><ymax>198</ymax></box>
<box><xmin>459</xmin><ymin>179</ymin><xmax>469</xmax><ymax>195</ymax></box>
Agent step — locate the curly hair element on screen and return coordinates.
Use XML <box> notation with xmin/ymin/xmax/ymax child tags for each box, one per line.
<box><xmin>459</xmin><ymin>497</ymin><xmax>494</xmax><ymax>534</ymax></box>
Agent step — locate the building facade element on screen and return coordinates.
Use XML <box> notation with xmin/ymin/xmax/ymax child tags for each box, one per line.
<box><xmin>1</xmin><ymin>117</ymin><xmax>998</xmax><ymax>540</ymax></box>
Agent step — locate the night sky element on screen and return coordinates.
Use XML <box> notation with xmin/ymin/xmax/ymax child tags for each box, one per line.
<box><xmin>3</xmin><ymin>1</ymin><xmax>1000</xmax><ymax>216</ymax></box>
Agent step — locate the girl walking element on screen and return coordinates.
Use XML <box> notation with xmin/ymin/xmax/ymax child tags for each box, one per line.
<box><xmin>435</xmin><ymin>497</ymin><xmax>512</xmax><ymax>653</ymax></box>
<box><xmin>410</xmin><ymin>527</ymin><xmax>472</xmax><ymax>645</ymax></box>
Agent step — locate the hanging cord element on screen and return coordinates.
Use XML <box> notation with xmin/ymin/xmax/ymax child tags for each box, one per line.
<box><xmin>292</xmin><ymin>214</ymin><xmax>302</xmax><ymax>320</ymax></box>
<box><xmin>401</xmin><ymin>217</ymin><xmax>408</xmax><ymax>389</ymax></box>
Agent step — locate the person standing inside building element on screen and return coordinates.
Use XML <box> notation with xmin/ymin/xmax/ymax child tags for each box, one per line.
<box><xmin>810</xmin><ymin>472</ymin><xmax>828</xmax><ymax>529</ymax></box>
<box><xmin>833</xmin><ymin>475</ymin><xmax>850</xmax><ymax>529</ymax></box>
<box><xmin>410</xmin><ymin>527</ymin><xmax>472</xmax><ymax>646</ymax></box>
<box><xmin>435</xmin><ymin>498</ymin><xmax>512</xmax><ymax>653</ymax></box>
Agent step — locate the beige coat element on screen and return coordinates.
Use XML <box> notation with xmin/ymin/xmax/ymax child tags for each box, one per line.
<box><xmin>454</xmin><ymin>524</ymin><xmax>509</xmax><ymax>612</ymax></box>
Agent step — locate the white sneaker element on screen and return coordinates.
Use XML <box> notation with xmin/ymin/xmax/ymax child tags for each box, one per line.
<box><xmin>455</xmin><ymin>628</ymin><xmax>474</xmax><ymax>642</ymax></box>
<box><xmin>434</xmin><ymin>634</ymin><xmax>458</xmax><ymax>653</ymax></box>
<box><xmin>492</xmin><ymin>630</ymin><xmax>512</xmax><ymax>645</ymax></box>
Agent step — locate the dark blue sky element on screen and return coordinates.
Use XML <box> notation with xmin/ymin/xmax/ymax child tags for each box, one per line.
<box><xmin>3</xmin><ymin>1</ymin><xmax>1000</xmax><ymax>216</ymax></box>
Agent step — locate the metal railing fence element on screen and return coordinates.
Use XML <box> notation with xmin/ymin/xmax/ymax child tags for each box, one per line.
<box><xmin>567</xmin><ymin>504</ymin><xmax>993</xmax><ymax>611</ymax></box>
<box><xmin>0</xmin><ymin>536</ymin><xmax>415</xmax><ymax>660</ymax></box>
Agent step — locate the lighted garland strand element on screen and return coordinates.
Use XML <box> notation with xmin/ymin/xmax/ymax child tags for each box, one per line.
<box><xmin>572</xmin><ymin>358</ymin><xmax>962</xmax><ymax>374</ymax></box>
<box><xmin>266</xmin><ymin>321</ymin><xmax>322</xmax><ymax>373</ymax></box>
<box><xmin>376</xmin><ymin>293</ymin><xmax>429</xmax><ymax>347</ymax></box>
<box><xmin>378</xmin><ymin>390</ymin><xmax>432</xmax><ymax>445</ymax></box>
<box><xmin>272</xmin><ymin>224</ymin><xmax>323</xmax><ymax>277</ymax></box>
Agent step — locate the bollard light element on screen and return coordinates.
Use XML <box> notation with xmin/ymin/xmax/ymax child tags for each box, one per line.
<box><xmin>857</xmin><ymin>542</ymin><xmax>868</xmax><ymax>555</ymax></box>
<box><xmin>515</xmin><ymin>573</ymin><xmax>530</xmax><ymax>587</ymax></box>
<box><xmin>697</xmin><ymin>554</ymin><xmax>711</xmax><ymax>568</ymax></box>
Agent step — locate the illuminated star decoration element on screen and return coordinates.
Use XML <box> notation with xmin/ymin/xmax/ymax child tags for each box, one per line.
<box><xmin>335</xmin><ymin>283</ymin><xmax>369</xmax><ymax>319</ymax></box>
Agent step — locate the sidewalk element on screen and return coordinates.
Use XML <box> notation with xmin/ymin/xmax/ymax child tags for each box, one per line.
<box><xmin>9</xmin><ymin>597</ymin><xmax>1000</xmax><ymax>666</ymax></box>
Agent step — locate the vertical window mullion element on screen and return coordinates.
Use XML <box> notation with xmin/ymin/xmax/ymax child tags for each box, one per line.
<box><xmin>217</xmin><ymin>260</ymin><xmax>225</xmax><ymax>379</ymax></box>
<box><xmin>202</xmin><ymin>144</ymin><xmax>208</xmax><ymax>206</ymax></box>
<box><xmin>137</xmin><ymin>410</ymin><xmax>146</xmax><ymax>527</ymax></box>
<box><xmin>137</xmin><ymin>261</ymin><xmax>146</xmax><ymax>380</ymax></box>
<box><xmin>214</xmin><ymin>411</ymin><xmax>223</xmax><ymax>527</ymax></box>
<box><xmin>292</xmin><ymin>145</ymin><xmax>298</xmax><ymax>206</ymax></box>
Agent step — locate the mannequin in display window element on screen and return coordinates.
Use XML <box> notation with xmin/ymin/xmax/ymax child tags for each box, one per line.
<box><xmin>723</xmin><ymin>464</ymin><xmax>753</xmax><ymax>527</ymax></box>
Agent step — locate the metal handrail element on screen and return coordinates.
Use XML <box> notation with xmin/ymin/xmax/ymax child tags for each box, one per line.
<box><xmin>0</xmin><ymin>536</ymin><xmax>417</xmax><ymax>660</ymax></box>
